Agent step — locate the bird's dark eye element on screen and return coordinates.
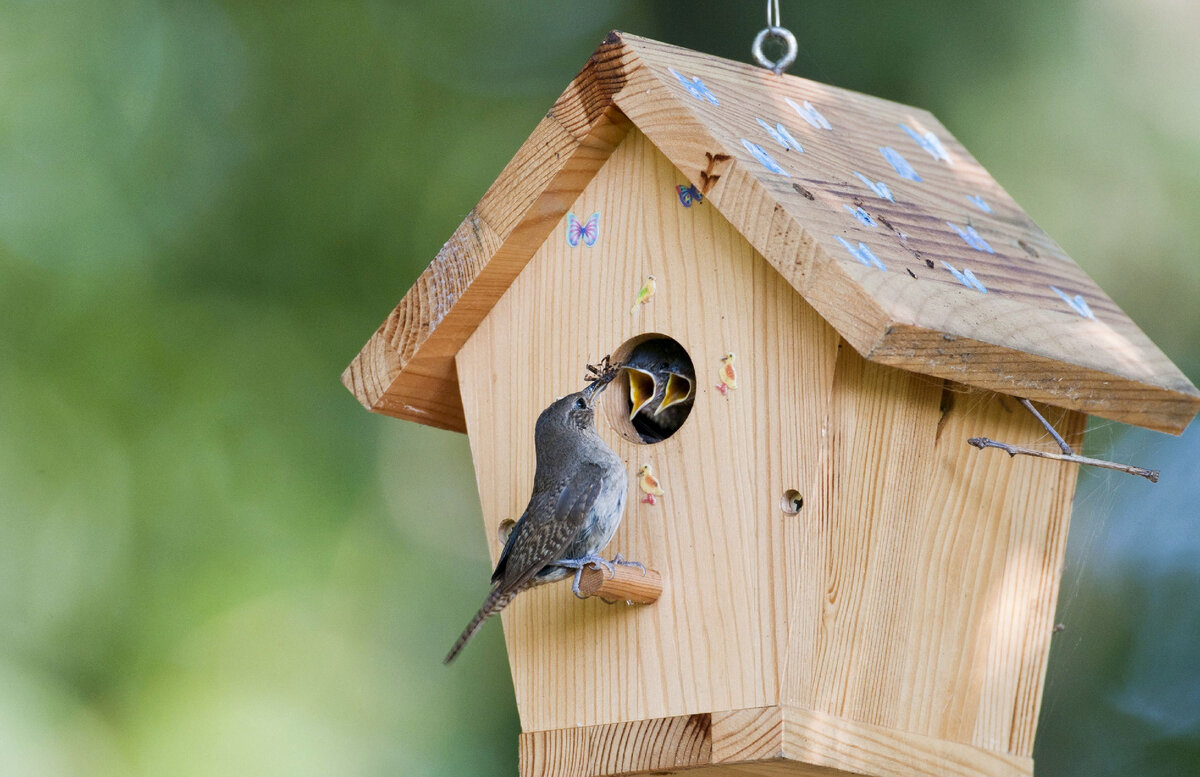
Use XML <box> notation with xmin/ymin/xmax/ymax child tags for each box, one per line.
<box><xmin>575</xmin><ymin>397</ymin><xmax>587</xmax><ymax>410</ymax></box>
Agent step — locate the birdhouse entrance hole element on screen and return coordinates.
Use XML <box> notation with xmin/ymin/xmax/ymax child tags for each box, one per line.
<box><xmin>603</xmin><ymin>334</ymin><xmax>695</xmax><ymax>444</ymax></box>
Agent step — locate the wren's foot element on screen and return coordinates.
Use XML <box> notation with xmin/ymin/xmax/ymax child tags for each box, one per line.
<box><xmin>611</xmin><ymin>553</ymin><xmax>647</xmax><ymax>576</ymax></box>
<box><xmin>552</xmin><ymin>554</ymin><xmax>618</xmax><ymax>599</ymax></box>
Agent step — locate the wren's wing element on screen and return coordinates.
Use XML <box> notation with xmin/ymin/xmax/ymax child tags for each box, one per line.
<box><xmin>490</xmin><ymin>461</ymin><xmax>605</xmax><ymax>595</ymax></box>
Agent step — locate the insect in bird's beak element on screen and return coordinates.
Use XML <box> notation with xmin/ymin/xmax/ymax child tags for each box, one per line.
<box><xmin>581</xmin><ymin>356</ymin><xmax>621</xmax><ymax>403</ymax></box>
<box><xmin>625</xmin><ymin>367</ymin><xmax>658</xmax><ymax>420</ymax></box>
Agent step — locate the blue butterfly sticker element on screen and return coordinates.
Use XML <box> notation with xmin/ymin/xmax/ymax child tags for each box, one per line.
<box><xmin>741</xmin><ymin>139</ymin><xmax>789</xmax><ymax>176</ymax></box>
<box><xmin>941</xmin><ymin>261</ymin><xmax>988</xmax><ymax>293</ymax></box>
<box><xmin>853</xmin><ymin>171</ymin><xmax>895</xmax><ymax>203</ymax></box>
<box><xmin>676</xmin><ymin>184</ymin><xmax>703</xmax><ymax>207</ymax></box>
<box><xmin>786</xmin><ymin>97</ymin><xmax>833</xmax><ymax>130</ymax></box>
<box><xmin>947</xmin><ymin>221</ymin><xmax>994</xmax><ymax>254</ymax></box>
<box><xmin>835</xmin><ymin>236</ymin><xmax>887</xmax><ymax>271</ymax></box>
<box><xmin>1050</xmin><ymin>286</ymin><xmax>1096</xmax><ymax>320</ymax></box>
<box><xmin>880</xmin><ymin>147</ymin><xmax>922</xmax><ymax>182</ymax></box>
<box><xmin>566</xmin><ymin>211</ymin><xmax>599</xmax><ymax>247</ymax></box>
<box><xmin>844</xmin><ymin>205</ymin><xmax>878</xmax><ymax>228</ymax></box>
<box><xmin>667</xmin><ymin>67</ymin><xmax>719</xmax><ymax>105</ymax></box>
<box><xmin>966</xmin><ymin>194</ymin><xmax>992</xmax><ymax>213</ymax></box>
<box><xmin>756</xmin><ymin>118</ymin><xmax>804</xmax><ymax>152</ymax></box>
<box><xmin>900</xmin><ymin>123</ymin><xmax>951</xmax><ymax>163</ymax></box>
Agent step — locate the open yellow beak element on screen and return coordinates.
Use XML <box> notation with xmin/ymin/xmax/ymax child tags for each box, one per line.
<box><xmin>654</xmin><ymin>372</ymin><xmax>694</xmax><ymax>415</ymax></box>
<box><xmin>625</xmin><ymin>367</ymin><xmax>658</xmax><ymax>420</ymax></box>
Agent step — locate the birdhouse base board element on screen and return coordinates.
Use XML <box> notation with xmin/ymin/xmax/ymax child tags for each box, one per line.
<box><xmin>519</xmin><ymin>705</ymin><xmax>1032</xmax><ymax>777</ymax></box>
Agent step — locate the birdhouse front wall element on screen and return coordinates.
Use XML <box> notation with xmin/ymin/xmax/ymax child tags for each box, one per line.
<box><xmin>456</xmin><ymin>127</ymin><xmax>829</xmax><ymax>731</ymax></box>
<box><xmin>455</xmin><ymin>127</ymin><xmax>1084</xmax><ymax>776</ymax></box>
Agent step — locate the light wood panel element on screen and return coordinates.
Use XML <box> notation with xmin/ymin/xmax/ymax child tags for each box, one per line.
<box><xmin>782</xmin><ymin>362</ymin><xmax>1083</xmax><ymax>756</ymax></box>
<box><xmin>456</xmin><ymin>129</ymin><xmax>837</xmax><ymax>731</ymax></box>
<box><xmin>777</xmin><ymin>706</ymin><xmax>1032</xmax><ymax>777</ymax></box>
<box><xmin>457</xmin><ymin>126</ymin><xmax>1086</xmax><ymax>775</ymax></box>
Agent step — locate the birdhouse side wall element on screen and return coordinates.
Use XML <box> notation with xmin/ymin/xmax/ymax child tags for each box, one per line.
<box><xmin>786</xmin><ymin>348</ymin><xmax>1084</xmax><ymax>760</ymax></box>
<box><xmin>455</xmin><ymin>128</ymin><xmax>840</xmax><ymax>732</ymax></box>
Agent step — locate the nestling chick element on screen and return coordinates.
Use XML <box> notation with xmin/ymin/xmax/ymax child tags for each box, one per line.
<box><xmin>623</xmin><ymin>338</ymin><xmax>695</xmax><ymax>442</ymax></box>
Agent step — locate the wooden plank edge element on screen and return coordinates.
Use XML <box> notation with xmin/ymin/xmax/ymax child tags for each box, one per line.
<box><xmin>517</xmin><ymin>705</ymin><xmax>1032</xmax><ymax>777</ymax></box>
<box><xmin>867</xmin><ymin>324</ymin><xmax>1200</xmax><ymax>435</ymax></box>
<box><xmin>778</xmin><ymin>706</ymin><xmax>1032</xmax><ymax>777</ymax></box>
<box><xmin>519</xmin><ymin>712</ymin><xmax>712</xmax><ymax>777</ymax></box>
<box><xmin>341</xmin><ymin>345</ymin><xmax>467</xmax><ymax>432</ymax></box>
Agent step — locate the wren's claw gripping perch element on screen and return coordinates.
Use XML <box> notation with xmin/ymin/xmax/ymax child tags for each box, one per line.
<box><xmin>610</xmin><ymin>553</ymin><xmax>647</xmax><ymax>576</ymax></box>
<box><xmin>555</xmin><ymin>553</ymin><xmax>658</xmax><ymax>601</ymax></box>
<box><xmin>578</xmin><ymin>561</ymin><xmax>663</xmax><ymax>605</ymax></box>
<box><xmin>551</xmin><ymin>553</ymin><xmax>619</xmax><ymax>599</ymax></box>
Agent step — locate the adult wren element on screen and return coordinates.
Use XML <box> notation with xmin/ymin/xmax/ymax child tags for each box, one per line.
<box><xmin>444</xmin><ymin>360</ymin><xmax>638</xmax><ymax>663</ymax></box>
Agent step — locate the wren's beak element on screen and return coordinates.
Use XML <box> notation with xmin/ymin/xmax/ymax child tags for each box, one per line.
<box><xmin>581</xmin><ymin>364</ymin><xmax>619</xmax><ymax>404</ymax></box>
<box><xmin>625</xmin><ymin>367</ymin><xmax>658</xmax><ymax>420</ymax></box>
<box><xmin>654</xmin><ymin>372</ymin><xmax>694</xmax><ymax>416</ymax></box>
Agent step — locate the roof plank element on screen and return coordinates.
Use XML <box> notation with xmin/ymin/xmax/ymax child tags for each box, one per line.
<box><xmin>343</xmin><ymin>31</ymin><xmax>1199</xmax><ymax>434</ymax></box>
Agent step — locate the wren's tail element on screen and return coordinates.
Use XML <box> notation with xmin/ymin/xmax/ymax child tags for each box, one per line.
<box><xmin>444</xmin><ymin>588</ymin><xmax>519</xmax><ymax>664</ymax></box>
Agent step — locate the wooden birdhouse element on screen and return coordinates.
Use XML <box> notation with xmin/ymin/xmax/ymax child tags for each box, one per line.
<box><xmin>343</xmin><ymin>32</ymin><xmax>1199</xmax><ymax>777</ymax></box>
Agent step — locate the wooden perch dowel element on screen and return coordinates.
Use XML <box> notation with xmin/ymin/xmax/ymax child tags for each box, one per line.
<box><xmin>579</xmin><ymin>564</ymin><xmax>663</xmax><ymax>604</ymax></box>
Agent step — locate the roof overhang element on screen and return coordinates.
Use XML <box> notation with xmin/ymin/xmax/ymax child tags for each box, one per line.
<box><xmin>343</xmin><ymin>32</ymin><xmax>1199</xmax><ymax>435</ymax></box>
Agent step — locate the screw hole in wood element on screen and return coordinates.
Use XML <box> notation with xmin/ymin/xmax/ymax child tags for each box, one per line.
<box><xmin>497</xmin><ymin>518</ymin><xmax>516</xmax><ymax>545</ymax></box>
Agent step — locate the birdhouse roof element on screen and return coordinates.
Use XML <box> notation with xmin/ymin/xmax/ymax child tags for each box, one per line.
<box><xmin>343</xmin><ymin>31</ymin><xmax>1199</xmax><ymax>435</ymax></box>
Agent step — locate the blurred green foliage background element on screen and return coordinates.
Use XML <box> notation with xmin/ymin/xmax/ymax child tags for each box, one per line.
<box><xmin>2</xmin><ymin>1</ymin><xmax>1197</xmax><ymax>775</ymax></box>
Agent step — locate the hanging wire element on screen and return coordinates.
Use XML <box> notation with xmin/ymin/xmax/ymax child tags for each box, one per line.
<box><xmin>752</xmin><ymin>0</ymin><xmax>798</xmax><ymax>75</ymax></box>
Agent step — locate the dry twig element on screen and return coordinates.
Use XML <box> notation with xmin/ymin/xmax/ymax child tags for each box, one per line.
<box><xmin>967</xmin><ymin>398</ymin><xmax>1160</xmax><ymax>483</ymax></box>
<box><xmin>967</xmin><ymin>436</ymin><xmax>1159</xmax><ymax>482</ymax></box>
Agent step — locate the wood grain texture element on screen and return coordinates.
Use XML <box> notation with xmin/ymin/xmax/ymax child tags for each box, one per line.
<box><xmin>711</xmin><ymin>706</ymin><xmax>786</xmax><ymax>763</ymax></box>
<box><xmin>519</xmin><ymin>712</ymin><xmax>711</xmax><ymax>777</ymax></box>
<box><xmin>346</xmin><ymin>31</ymin><xmax>1197</xmax><ymax>433</ymax></box>
<box><xmin>783</xmin><ymin>361</ymin><xmax>1083</xmax><ymax>758</ymax></box>
<box><xmin>521</xmin><ymin>704</ymin><xmax>1032</xmax><ymax>777</ymax></box>
<box><xmin>778</xmin><ymin>706</ymin><xmax>1031</xmax><ymax>777</ymax></box>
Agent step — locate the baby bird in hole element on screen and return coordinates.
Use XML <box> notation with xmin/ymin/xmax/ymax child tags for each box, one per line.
<box><xmin>623</xmin><ymin>339</ymin><xmax>696</xmax><ymax>443</ymax></box>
